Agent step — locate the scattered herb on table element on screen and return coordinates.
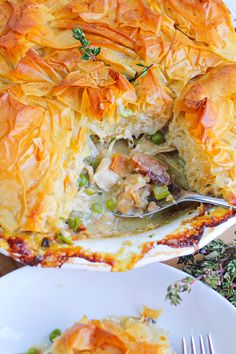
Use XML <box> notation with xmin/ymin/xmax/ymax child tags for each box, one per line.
<box><xmin>72</xmin><ymin>27</ymin><xmax>101</xmax><ymax>61</ymax></box>
<box><xmin>129</xmin><ymin>63</ymin><xmax>153</xmax><ymax>82</ymax></box>
<box><xmin>166</xmin><ymin>239</ymin><xmax>236</xmax><ymax>306</ymax></box>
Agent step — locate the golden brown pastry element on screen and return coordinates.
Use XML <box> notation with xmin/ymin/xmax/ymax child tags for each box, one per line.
<box><xmin>0</xmin><ymin>92</ymin><xmax>87</xmax><ymax>233</ymax></box>
<box><xmin>0</xmin><ymin>0</ymin><xmax>235</xmax><ymax>245</ymax></box>
<box><xmin>160</xmin><ymin>0</ymin><xmax>236</xmax><ymax>61</ymax></box>
<box><xmin>168</xmin><ymin>64</ymin><xmax>236</xmax><ymax>205</ymax></box>
<box><xmin>45</xmin><ymin>310</ymin><xmax>173</xmax><ymax>354</ymax></box>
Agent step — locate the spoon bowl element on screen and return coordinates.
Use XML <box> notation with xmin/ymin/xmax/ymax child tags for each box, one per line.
<box><xmin>113</xmin><ymin>189</ymin><xmax>236</xmax><ymax>218</ymax></box>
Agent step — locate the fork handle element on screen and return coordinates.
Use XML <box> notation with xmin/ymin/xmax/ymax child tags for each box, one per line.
<box><xmin>181</xmin><ymin>193</ymin><xmax>236</xmax><ymax>210</ymax></box>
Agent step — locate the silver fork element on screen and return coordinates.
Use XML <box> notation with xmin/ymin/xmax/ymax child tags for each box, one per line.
<box><xmin>182</xmin><ymin>334</ymin><xmax>215</xmax><ymax>354</ymax></box>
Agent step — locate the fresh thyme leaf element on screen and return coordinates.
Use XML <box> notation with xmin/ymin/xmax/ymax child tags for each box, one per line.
<box><xmin>166</xmin><ymin>239</ymin><xmax>236</xmax><ymax>307</ymax></box>
<box><xmin>72</xmin><ymin>27</ymin><xmax>90</xmax><ymax>46</ymax></box>
<box><xmin>84</xmin><ymin>48</ymin><xmax>92</xmax><ymax>54</ymax></box>
<box><xmin>226</xmin><ymin>259</ymin><xmax>236</xmax><ymax>275</ymax></box>
<box><xmin>229</xmin><ymin>290</ymin><xmax>236</xmax><ymax>306</ymax></box>
<box><xmin>136</xmin><ymin>63</ymin><xmax>146</xmax><ymax>67</ymax></box>
<box><xmin>139</xmin><ymin>68</ymin><xmax>149</xmax><ymax>78</ymax></box>
<box><xmin>72</xmin><ymin>26</ymin><xmax>101</xmax><ymax>61</ymax></box>
<box><xmin>129</xmin><ymin>63</ymin><xmax>154</xmax><ymax>82</ymax></box>
<box><xmin>166</xmin><ymin>277</ymin><xmax>194</xmax><ymax>306</ymax></box>
<box><xmin>92</xmin><ymin>47</ymin><xmax>101</xmax><ymax>56</ymax></box>
<box><xmin>81</xmin><ymin>54</ymin><xmax>90</xmax><ymax>61</ymax></box>
<box><xmin>177</xmin><ymin>254</ymin><xmax>195</xmax><ymax>265</ymax></box>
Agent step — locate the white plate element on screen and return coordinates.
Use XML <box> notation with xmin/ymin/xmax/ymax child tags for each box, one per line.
<box><xmin>0</xmin><ymin>264</ymin><xmax>235</xmax><ymax>354</ymax></box>
<box><xmin>226</xmin><ymin>0</ymin><xmax>236</xmax><ymax>14</ymax></box>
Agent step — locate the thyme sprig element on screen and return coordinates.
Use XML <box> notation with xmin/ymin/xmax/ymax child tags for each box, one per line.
<box><xmin>166</xmin><ymin>277</ymin><xmax>195</xmax><ymax>305</ymax></box>
<box><xmin>129</xmin><ymin>63</ymin><xmax>154</xmax><ymax>82</ymax></box>
<box><xmin>166</xmin><ymin>239</ymin><xmax>236</xmax><ymax>306</ymax></box>
<box><xmin>72</xmin><ymin>27</ymin><xmax>101</xmax><ymax>61</ymax></box>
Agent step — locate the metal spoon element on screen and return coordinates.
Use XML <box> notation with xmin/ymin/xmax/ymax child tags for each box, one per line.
<box><xmin>113</xmin><ymin>189</ymin><xmax>236</xmax><ymax>218</ymax></box>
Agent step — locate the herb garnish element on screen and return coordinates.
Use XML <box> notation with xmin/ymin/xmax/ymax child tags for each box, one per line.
<box><xmin>166</xmin><ymin>239</ymin><xmax>236</xmax><ymax>306</ymax></box>
<box><xmin>72</xmin><ymin>27</ymin><xmax>101</xmax><ymax>61</ymax></box>
<box><xmin>129</xmin><ymin>63</ymin><xmax>154</xmax><ymax>82</ymax></box>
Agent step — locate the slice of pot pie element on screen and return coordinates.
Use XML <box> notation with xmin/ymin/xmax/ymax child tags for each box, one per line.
<box><xmin>168</xmin><ymin>64</ymin><xmax>236</xmax><ymax>205</ymax></box>
<box><xmin>43</xmin><ymin>308</ymin><xmax>174</xmax><ymax>354</ymax></box>
<box><xmin>0</xmin><ymin>0</ymin><xmax>235</xmax><ymax>266</ymax></box>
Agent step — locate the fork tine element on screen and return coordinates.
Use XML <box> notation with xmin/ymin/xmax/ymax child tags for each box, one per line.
<box><xmin>182</xmin><ymin>337</ymin><xmax>187</xmax><ymax>354</ymax></box>
<box><xmin>191</xmin><ymin>336</ymin><xmax>197</xmax><ymax>354</ymax></box>
<box><xmin>182</xmin><ymin>334</ymin><xmax>215</xmax><ymax>354</ymax></box>
<box><xmin>208</xmin><ymin>334</ymin><xmax>215</xmax><ymax>354</ymax></box>
<box><xmin>199</xmin><ymin>335</ymin><xmax>206</xmax><ymax>354</ymax></box>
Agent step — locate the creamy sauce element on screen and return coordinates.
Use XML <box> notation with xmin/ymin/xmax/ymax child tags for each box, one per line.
<box><xmin>87</xmin><ymin>205</ymin><xmax>193</xmax><ymax>237</ymax></box>
<box><xmin>68</xmin><ymin>138</ymin><xmax>191</xmax><ymax>238</ymax></box>
<box><xmin>73</xmin><ymin>186</ymin><xmax>195</xmax><ymax>238</ymax></box>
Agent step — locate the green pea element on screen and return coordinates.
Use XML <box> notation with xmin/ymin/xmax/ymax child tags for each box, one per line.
<box><xmin>26</xmin><ymin>348</ymin><xmax>40</xmax><ymax>354</ymax></box>
<box><xmin>49</xmin><ymin>328</ymin><xmax>62</xmax><ymax>342</ymax></box>
<box><xmin>153</xmin><ymin>185</ymin><xmax>170</xmax><ymax>200</ymax></box>
<box><xmin>151</xmin><ymin>131</ymin><xmax>165</xmax><ymax>145</ymax></box>
<box><xmin>84</xmin><ymin>188</ymin><xmax>97</xmax><ymax>196</ymax></box>
<box><xmin>57</xmin><ymin>232</ymin><xmax>73</xmax><ymax>245</ymax></box>
<box><xmin>78</xmin><ymin>173</ymin><xmax>89</xmax><ymax>187</ymax></box>
<box><xmin>91</xmin><ymin>203</ymin><xmax>103</xmax><ymax>214</ymax></box>
<box><xmin>106</xmin><ymin>198</ymin><xmax>116</xmax><ymax>211</ymax></box>
<box><xmin>68</xmin><ymin>216</ymin><xmax>81</xmax><ymax>232</ymax></box>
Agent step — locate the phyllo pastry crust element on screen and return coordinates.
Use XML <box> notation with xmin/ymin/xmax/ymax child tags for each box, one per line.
<box><xmin>45</xmin><ymin>309</ymin><xmax>174</xmax><ymax>354</ymax></box>
<box><xmin>168</xmin><ymin>64</ymin><xmax>236</xmax><ymax>205</ymax></box>
<box><xmin>160</xmin><ymin>0</ymin><xmax>236</xmax><ymax>61</ymax></box>
<box><xmin>0</xmin><ymin>92</ymin><xmax>87</xmax><ymax>233</ymax></box>
<box><xmin>0</xmin><ymin>0</ymin><xmax>235</xmax><ymax>246</ymax></box>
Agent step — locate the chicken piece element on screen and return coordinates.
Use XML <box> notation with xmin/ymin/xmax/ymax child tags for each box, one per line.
<box><xmin>93</xmin><ymin>158</ymin><xmax>121</xmax><ymax>191</ymax></box>
<box><xmin>117</xmin><ymin>192</ymin><xmax>135</xmax><ymax>214</ymax></box>
<box><xmin>117</xmin><ymin>174</ymin><xmax>150</xmax><ymax>214</ymax></box>
<box><xmin>147</xmin><ymin>201</ymin><xmax>159</xmax><ymax>212</ymax></box>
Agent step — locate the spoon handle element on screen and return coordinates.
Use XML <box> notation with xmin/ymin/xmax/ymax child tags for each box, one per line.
<box><xmin>181</xmin><ymin>193</ymin><xmax>236</xmax><ymax>210</ymax></box>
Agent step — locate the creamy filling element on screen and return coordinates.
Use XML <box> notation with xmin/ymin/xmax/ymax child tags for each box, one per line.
<box><xmin>57</xmin><ymin>134</ymin><xmax>188</xmax><ymax>239</ymax></box>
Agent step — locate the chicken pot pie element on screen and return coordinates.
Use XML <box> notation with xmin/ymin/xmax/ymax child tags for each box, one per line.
<box><xmin>0</xmin><ymin>0</ymin><xmax>235</xmax><ymax>268</ymax></box>
<box><xmin>28</xmin><ymin>308</ymin><xmax>174</xmax><ymax>354</ymax></box>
